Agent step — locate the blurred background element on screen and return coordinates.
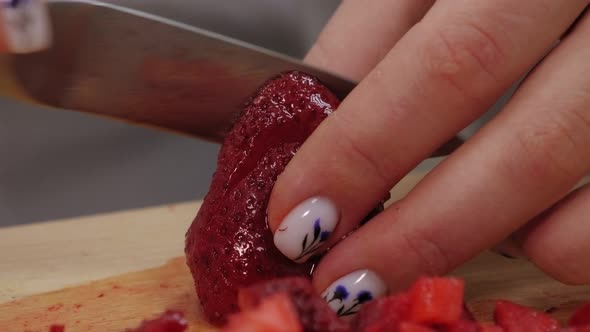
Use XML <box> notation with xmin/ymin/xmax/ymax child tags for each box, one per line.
<box><xmin>0</xmin><ymin>0</ymin><xmax>342</xmax><ymax>226</ymax></box>
<box><xmin>0</xmin><ymin>0</ymin><xmax>513</xmax><ymax>227</ymax></box>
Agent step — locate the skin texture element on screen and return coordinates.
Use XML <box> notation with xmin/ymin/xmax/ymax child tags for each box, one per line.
<box><xmin>266</xmin><ymin>0</ymin><xmax>590</xmax><ymax>296</ymax></box>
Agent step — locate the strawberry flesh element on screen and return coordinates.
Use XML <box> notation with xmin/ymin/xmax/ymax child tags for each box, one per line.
<box><xmin>494</xmin><ymin>300</ymin><xmax>559</xmax><ymax>332</ymax></box>
<box><xmin>239</xmin><ymin>277</ymin><xmax>351</xmax><ymax>332</ymax></box>
<box><xmin>570</xmin><ymin>303</ymin><xmax>590</xmax><ymax>327</ymax></box>
<box><xmin>185</xmin><ymin>71</ymin><xmax>341</xmax><ymax>325</ymax></box>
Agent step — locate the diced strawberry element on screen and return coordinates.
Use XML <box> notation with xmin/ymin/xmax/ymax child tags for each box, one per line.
<box><xmin>223</xmin><ymin>293</ymin><xmax>303</xmax><ymax>332</ymax></box>
<box><xmin>494</xmin><ymin>300</ymin><xmax>559</xmax><ymax>332</ymax></box>
<box><xmin>238</xmin><ymin>277</ymin><xmax>350</xmax><ymax>332</ymax></box>
<box><xmin>570</xmin><ymin>303</ymin><xmax>590</xmax><ymax>327</ymax></box>
<box><xmin>409</xmin><ymin>277</ymin><xmax>465</xmax><ymax>325</ymax></box>
<box><xmin>561</xmin><ymin>328</ymin><xmax>590</xmax><ymax>332</ymax></box>
<box><xmin>351</xmin><ymin>293</ymin><xmax>411</xmax><ymax>332</ymax></box>
<box><xmin>398</xmin><ymin>322</ymin><xmax>436</xmax><ymax>332</ymax></box>
<box><xmin>442</xmin><ymin>320</ymin><xmax>480</xmax><ymax>332</ymax></box>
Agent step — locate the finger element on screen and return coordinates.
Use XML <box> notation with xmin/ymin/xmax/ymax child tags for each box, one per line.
<box><xmin>491</xmin><ymin>175</ymin><xmax>590</xmax><ymax>259</ymax></box>
<box><xmin>314</xmin><ymin>6</ymin><xmax>590</xmax><ymax>312</ymax></box>
<box><xmin>269</xmin><ymin>0</ymin><xmax>588</xmax><ymax>264</ymax></box>
<box><xmin>520</xmin><ymin>183</ymin><xmax>590</xmax><ymax>285</ymax></box>
<box><xmin>0</xmin><ymin>0</ymin><xmax>51</xmax><ymax>53</ymax></box>
<box><xmin>305</xmin><ymin>0</ymin><xmax>435</xmax><ymax>81</ymax></box>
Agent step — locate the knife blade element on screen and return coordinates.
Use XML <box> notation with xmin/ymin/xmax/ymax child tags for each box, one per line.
<box><xmin>0</xmin><ymin>0</ymin><xmax>462</xmax><ymax>156</ymax></box>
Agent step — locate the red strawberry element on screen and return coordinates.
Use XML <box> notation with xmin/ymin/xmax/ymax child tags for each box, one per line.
<box><xmin>223</xmin><ymin>293</ymin><xmax>303</xmax><ymax>332</ymax></box>
<box><xmin>238</xmin><ymin>277</ymin><xmax>351</xmax><ymax>332</ymax></box>
<box><xmin>185</xmin><ymin>71</ymin><xmax>341</xmax><ymax>325</ymax></box>
<box><xmin>494</xmin><ymin>300</ymin><xmax>559</xmax><ymax>332</ymax></box>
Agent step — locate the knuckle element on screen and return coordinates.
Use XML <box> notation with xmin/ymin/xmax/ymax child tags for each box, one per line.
<box><xmin>332</xmin><ymin>114</ymin><xmax>394</xmax><ymax>186</ymax></box>
<box><xmin>420</xmin><ymin>19</ymin><xmax>505</xmax><ymax>101</ymax></box>
<box><xmin>400</xmin><ymin>228</ymin><xmax>452</xmax><ymax>276</ymax></box>
<box><xmin>505</xmin><ymin>113</ymin><xmax>590</xmax><ymax>186</ymax></box>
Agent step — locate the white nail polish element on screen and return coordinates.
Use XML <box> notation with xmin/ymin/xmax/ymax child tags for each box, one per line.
<box><xmin>321</xmin><ymin>270</ymin><xmax>387</xmax><ymax>317</ymax></box>
<box><xmin>1</xmin><ymin>0</ymin><xmax>52</xmax><ymax>53</ymax></box>
<box><xmin>273</xmin><ymin>197</ymin><xmax>338</xmax><ymax>263</ymax></box>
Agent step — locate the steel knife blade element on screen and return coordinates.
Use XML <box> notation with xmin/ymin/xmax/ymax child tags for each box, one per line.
<box><xmin>0</xmin><ymin>0</ymin><xmax>462</xmax><ymax>156</ymax></box>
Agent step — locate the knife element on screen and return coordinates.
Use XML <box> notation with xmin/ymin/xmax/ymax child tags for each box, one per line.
<box><xmin>0</xmin><ymin>0</ymin><xmax>462</xmax><ymax>156</ymax></box>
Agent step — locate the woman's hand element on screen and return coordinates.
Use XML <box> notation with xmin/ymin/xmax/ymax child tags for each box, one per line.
<box><xmin>0</xmin><ymin>0</ymin><xmax>51</xmax><ymax>53</ymax></box>
<box><xmin>268</xmin><ymin>0</ymin><xmax>590</xmax><ymax>316</ymax></box>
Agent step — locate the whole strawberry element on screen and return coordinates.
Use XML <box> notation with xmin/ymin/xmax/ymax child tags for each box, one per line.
<box><xmin>185</xmin><ymin>71</ymin><xmax>340</xmax><ymax>325</ymax></box>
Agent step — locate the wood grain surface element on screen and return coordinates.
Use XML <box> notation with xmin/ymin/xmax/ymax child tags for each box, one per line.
<box><xmin>2</xmin><ymin>171</ymin><xmax>590</xmax><ymax>331</ymax></box>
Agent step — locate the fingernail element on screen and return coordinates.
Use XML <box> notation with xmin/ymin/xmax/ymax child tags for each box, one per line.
<box><xmin>273</xmin><ymin>197</ymin><xmax>338</xmax><ymax>263</ymax></box>
<box><xmin>321</xmin><ymin>270</ymin><xmax>387</xmax><ymax>317</ymax></box>
<box><xmin>1</xmin><ymin>0</ymin><xmax>52</xmax><ymax>53</ymax></box>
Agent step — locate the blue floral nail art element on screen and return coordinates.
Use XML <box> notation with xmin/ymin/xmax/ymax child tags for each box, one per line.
<box><xmin>294</xmin><ymin>218</ymin><xmax>331</xmax><ymax>261</ymax></box>
<box><xmin>323</xmin><ymin>285</ymin><xmax>374</xmax><ymax>316</ymax></box>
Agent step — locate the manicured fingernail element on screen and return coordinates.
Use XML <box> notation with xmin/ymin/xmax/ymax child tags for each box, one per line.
<box><xmin>321</xmin><ymin>270</ymin><xmax>387</xmax><ymax>317</ymax></box>
<box><xmin>1</xmin><ymin>0</ymin><xmax>52</xmax><ymax>53</ymax></box>
<box><xmin>273</xmin><ymin>197</ymin><xmax>338</xmax><ymax>263</ymax></box>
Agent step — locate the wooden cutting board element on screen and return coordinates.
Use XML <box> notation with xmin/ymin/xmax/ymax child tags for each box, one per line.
<box><xmin>2</xmin><ymin>172</ymin><xmax>590</xmax><ymax>331</ymax></box>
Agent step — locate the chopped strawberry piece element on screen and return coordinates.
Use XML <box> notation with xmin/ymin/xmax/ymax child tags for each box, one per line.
<box><xmin>494</xmin><ymin>300</ymin><xmax>559</xmax><ymax>332</ymax></box>
<box><xmin>409</xmin><ymin>277</ymin><xmax>465</xmax><ymax>325</ymax></box>
<box><xmin>239</xmin><ymin>277</ymin><xmax>350</xmax><ymax>332</ymax></box>
<box><xmin>570</xmin><ymin>303</ymin><xmax>590</xmax><ymax>327</ymax></box>
<box><xmin>398</xmin><ymin>322</ymin><xmax>436</xmax><ymax>332</ymax></box>
<box><xmin>223</xmin><ymin>293</ymin><xmax>303</xmax><ymax>332</ymax></box>
<box><xmin>352</xmin><ymin>293</ymin><xmax>411</xmax><ymax>332</ymax></box>
<box><xmin>442</xmin><ymin>320</ymin><xmax>480</xmax><ymax>332</ymax></box>
<box><xmin>561</xmin><ymin>328</ymin><xmax>590</xmax><ymax>332</ymax></box>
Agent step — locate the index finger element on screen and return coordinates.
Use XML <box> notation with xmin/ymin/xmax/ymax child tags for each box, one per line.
<box><xmin>268</xmin><ymin>0</ymin><xmax>588</xmax><ymax>277</ymax></box>
<box><xmin>305</xmin><ymin>0</ymin><xmax>434</xmax><ymax>81</ymax></box>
